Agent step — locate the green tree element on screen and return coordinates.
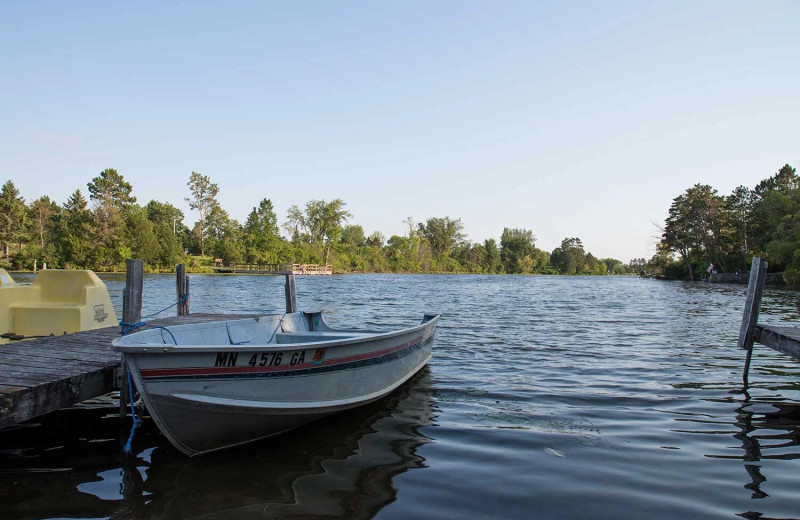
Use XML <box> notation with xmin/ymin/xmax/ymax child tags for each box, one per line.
<box><xmin>243</xmin><ymin>198</ymin><xmax>280</xmax><ymax>263</ymax></box>
<box><xmin>551</xmin><ymin>237</ymin><xmax>586</xmax><ymax>275</ymax></box>
<box><xmin>602</xmin><ymin>258</ymin><xmax>624</xmax><ymax>274</ymax></box>
<box><xmin>483</xmin><ymin>238</ymin><xmax>502</xmax><ymax>273</ymax></box>
<box><xmin>125</xmin><ymin>205</ymin><xmax>160</xmax><ymax>265</ymax></box>
<box><xmin>301</xmin><ymin>199</ymin><xmax>351</xmax><ymax>264</ymax></box>
<box><xmin>385</xmin><ymin>234</ymin><xmax>421</xmax><ymax>272</ymax></box>
<box><xmin>52</xmin><ymin>190</ymin><xmax>92</xmax><ymax>267</ymax></box>
<box><xmin>185</xmin><ymin>171</ymin><xmax>219</xmax><ymax>257</ymax></box>
<box><xmin>366</xmin><ymin>231</ymin><xmax>385</xmax><ymax>248</ymax></box>
<box><xmin>750</xmin><ymin>164</ymin><xmax>799</xmax><ymax>258</ymax></box>
<box><xmin>661</xmin><ymin>184</ymin><xmax>727</xmax><ymax>279</ymax></box>
<box><xmin>146</xmin><ymin>200</ymin><xmax>185</xmax><ymax>267</ymax></box>
<box><xmin>417</xmin><ymin>217</ymin><xmax>465</xmax><ymax>261</ymax></box>
<box><xmin>726</xmin><ymin>185</ymin><xmax>756</xmax><ymax>266</ymax></box>
<box><xmin>87</xmin><ymin>168</ymin><xmax>136</xmax><ymax>269</ymax></box>
<box><xmin>0</xmin><ymin>180</ymin><xmax>27</xmax><ymax>258</ymax></box>
<box><xmin>283</xmin><ymin>204</ymin><xmax>305</xmax><ymax>242</ymax></box>
<box><xmin>87</xmin><ymin>168</ymin><xmax>136</xmax><ymax>206</ymax></box>
<box><xmin>29</xmin><ymin>196</ymin><xmax>58</xmax><ymax>250</ymax></box>
<box><xmin>340</xmin><ymin>225</ymin><xmax>366</xmax><ymax>247</ymax></box>
<box><xmin>500</xmin><ymin>228</ymin><xmax>536</xmax><ymax>274</ymax></box>
<box><xmin>205</xmin><ymin>205</ymin><xmax>244</xmax><ymax>264</ymax></box>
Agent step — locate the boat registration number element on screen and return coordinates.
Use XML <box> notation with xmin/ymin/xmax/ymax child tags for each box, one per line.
<box><xmin>214</xmin><ymin>348</ymin><xmax>326</xmax><ymax>368</ymax></box>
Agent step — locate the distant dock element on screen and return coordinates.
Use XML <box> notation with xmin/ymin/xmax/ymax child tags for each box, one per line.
<box><xmin>213</xmin><ymin>263</ymin><xmax>332</xmax><ymax>275</ymax></box>
<box><xmin>709</xmin><ymin>271</ymin><xmax>785</xmax><ymax>285</ymax></box>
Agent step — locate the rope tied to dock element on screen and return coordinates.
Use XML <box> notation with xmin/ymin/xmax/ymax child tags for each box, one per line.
<box><xmin>122</xmin><ymin>369</ymin><xmax>141</xmax><ymax>454</ymax></box>
<box><xmin>118</xmin><ymin>294</ymin><xmax>189</xmax><ymax>336</ymax></box>
<box><xmin>119</xmin><ymin>321</ymin><xmax>147</xmax><ymax>335</ymax></box>
<box><xmin>141</xmin><ymin>293</ymin><xmax>189</xmax><ymax>320</ymax></box>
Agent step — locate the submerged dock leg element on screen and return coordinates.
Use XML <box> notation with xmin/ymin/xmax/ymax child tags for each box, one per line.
<box><xmin>739</xmin><ymin>257</ymin><xmax>768</xmax><ymax>385</ymax></box>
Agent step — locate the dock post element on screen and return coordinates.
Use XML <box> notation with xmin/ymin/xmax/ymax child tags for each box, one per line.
<box><xmin>739</xmin><ymin>257</ymin><xmax>768</xmax><ymax>384</ymax></box>
<box><xmin>176</xmin><ymin>264</ymin><xmax>189</xmax><ymax>316</ymax></box>
<box><xmin>184</xmin><ymin>276</ymin><xmax>190</xmax><ymax>314</ymax></box>
<box><xmin>285</xmin><ymin>273</ymin><xmax>297</xmax><ymax>313</ymax></box>
<box><xmin>123</xmin><ymin>259</ymin><xmax>144</xmax><ymax>332</ymax></box>
<box><xmin>121</xmin><ymin>259</ymin><xmax>143</xmax><ymax>421</ymax></box>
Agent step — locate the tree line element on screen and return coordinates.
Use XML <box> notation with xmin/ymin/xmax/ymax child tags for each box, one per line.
<box><xmin>652</xmin><ymin>163</ymin><xmax>800</xmax><ymax>283</ymax></box>
<box><xmin>0</xmin><ymin>169</ymin><xmax>637</xmax><ymax>275</ymax></box>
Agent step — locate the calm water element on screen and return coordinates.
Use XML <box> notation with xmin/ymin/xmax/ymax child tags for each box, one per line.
<box><xmin>2</xmin><ymin>274</ymin><xmax>800</xmax><ymax>519</ymax></box>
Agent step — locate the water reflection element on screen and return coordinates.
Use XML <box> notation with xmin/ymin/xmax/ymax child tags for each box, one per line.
<box><xmin>0</xmin><ymin>370</ymin><xmax>436</xmax><ymax>520</ymax></box>
<box><xmin>695</xmin><ymin>390</ymin><xmax>800</xmax><ymax>506</ymax></box>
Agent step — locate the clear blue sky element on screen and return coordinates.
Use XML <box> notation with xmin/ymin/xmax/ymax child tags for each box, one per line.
<box><xmin>1</xmin><ymin>1</ymin><xmax>798</xmax><ymax>261</ymax></box>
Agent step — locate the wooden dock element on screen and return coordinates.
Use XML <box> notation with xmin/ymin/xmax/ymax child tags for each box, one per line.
<box><xmin>0</xmin><ymin>313</ymin><xmax>256</xmax><ymax>429</ymax></box>
<box><xmin>738</xmin><ymin>257</ymin><xmax>800</xmax><ymax>383</ymax></box>
<box><xmin>213</xmin><ymin>263</ymin><xmax>332</xmax><ymax>275</ymax></box>
<box><xmin>1</xmin><ymin>260</ymin><xmax>300</xmax><ymax>430</ymax></box>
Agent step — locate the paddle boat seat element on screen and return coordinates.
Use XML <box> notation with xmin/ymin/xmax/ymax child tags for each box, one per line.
<box><xmin>0</xmin><ymin>269</ymin><xmax>117</xmax><ymax>341</ymax></box>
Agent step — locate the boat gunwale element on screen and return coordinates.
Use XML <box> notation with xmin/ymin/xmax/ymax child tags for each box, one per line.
<box><xmin>112</xmin><ymin>313</ymin><xmax>440</xmax><ymax>353</ymax></box>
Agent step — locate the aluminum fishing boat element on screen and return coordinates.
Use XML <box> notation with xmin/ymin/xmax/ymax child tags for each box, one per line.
<box><xmin>113</xmin><ymin>310</ymin><xmax>439</xmax><ymax>456</ymax></box>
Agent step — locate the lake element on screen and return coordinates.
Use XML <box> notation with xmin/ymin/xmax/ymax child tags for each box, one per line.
<box><xmin>2</xmin><ymin>274</ymin><xmax>800</xmax><ymax>519</ymax></box>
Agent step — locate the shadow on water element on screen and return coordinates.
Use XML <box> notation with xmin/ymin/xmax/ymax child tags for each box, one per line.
<box><xmin>0</xmin><ymin>369</ymin><xmax>437</xmax><ymax>520</ymax></box>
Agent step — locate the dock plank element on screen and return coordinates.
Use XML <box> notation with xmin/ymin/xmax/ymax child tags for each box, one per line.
<box><xmin>755</xmin><ymin>325</ymin><xmax>800</xmax><ymax>361</ymax></box>
<box><xmin>0</xmin><ymin>313</ymin><xmax>256</xmax><ymax>429</ymax></box>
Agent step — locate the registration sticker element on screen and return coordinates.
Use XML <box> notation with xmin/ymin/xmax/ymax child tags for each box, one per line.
<box><xmin>311</xmin><ymin>348</ymin><xmax>326</xmax><ymax>365</ymax></box>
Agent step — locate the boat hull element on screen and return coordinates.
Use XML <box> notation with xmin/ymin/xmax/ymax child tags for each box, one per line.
<box><xmin>118</xmin><ymin>312</ymin><xmax>438</xmax><ymax>456</ymax></box>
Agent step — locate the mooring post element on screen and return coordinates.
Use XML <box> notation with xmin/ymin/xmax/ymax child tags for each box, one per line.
<box><xmin>285</xmin><ymin>273</ymin><xmax>297</xmax><ymax>313</ymax></box>
<box><xmin>739</xmin><ymin>257</ymin><xmax>768</xmax><ymax>384</ymax></box>
<box><xmin>176</xmin><ymin>263</ymin><xmax>187</xmax><ymax>316</ymax></box>
<box><xmin>123</xmin><ymin>259</ymin><xmax>144</xmax><ymax>331</ymax></box>
<box><xmin>121</xmin><ymin>258</ymin><xmax>143</xmax><ymax>420</ymax></box>
<box><xmin>184</xmin><ymin>276</ymin><xmax>190</xmax><ymax>315</ymax></box>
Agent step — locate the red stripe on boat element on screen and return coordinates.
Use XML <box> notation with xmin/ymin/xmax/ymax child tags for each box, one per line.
<box><xmin>139</xmin><ymin>334</ymin><xmax>425</xmax><ymax>379</ymax></box>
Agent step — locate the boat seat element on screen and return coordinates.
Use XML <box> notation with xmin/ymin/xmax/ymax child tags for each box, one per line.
<box><xmin>11</xmin><ymin>303</ymin><xmax>83</xmax><ymax>337</ymax></box>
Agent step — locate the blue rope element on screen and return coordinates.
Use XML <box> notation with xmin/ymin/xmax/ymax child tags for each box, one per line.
<box><xmin>267</xmin><ymin>313</ymin><xmax>287</xmax><ymax>344</ymax></box>
<box><xmin>119</xmin><ymin>294</ymin><xmax>189</xmax><ymax>335</ymax></box>
<box><xmin>118</xmin><ymin>293</ymin><xmax>188</xmax><ymax>453</ymax></box>
<box><xmin>149</xmin><ymin>326</ymin><xmax>178</xmax><ymax>345</ymax></box>
<box><xmin>119</xmin><ymin>321</ymin><xmax>147</xmax><ymax>335</ymax></box>
<box><xmin>122</xmin><ymin>369</ymin><xmax>141</xmax><ymax>454</ymax></box>
<box><xmin>141</xmin><ymin>293</ymin><xmax>189</xmax><ymax>320</ymax></box>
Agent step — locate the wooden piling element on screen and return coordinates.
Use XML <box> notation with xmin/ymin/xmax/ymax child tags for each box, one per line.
<box><xmin>176</xmin><ymin>263</ymin><xmax>188</xmax><ymax>316</ymax></box>
<box><xmin>123</xmin><ymin>259</ymin><xmax>144</xmax><ymax>331</ymax></box>
<box><xmin>739</xmin><ymin>257</ymin><xmax>768</xmax><ymax>384</ymax></box>
<box><xmin>184</xmin><ymin>276</ymin><xmax>190</xmax><ymax>315</ymax></box>
<box><xmin>120</xmin><ymin>259</ymin><xmax>144</xmax><ymax>419</ymax></box>
<box><xmin>285</xmin><ymin>273</ymin><xmax>297</xmax><ymax>313</ymax></box>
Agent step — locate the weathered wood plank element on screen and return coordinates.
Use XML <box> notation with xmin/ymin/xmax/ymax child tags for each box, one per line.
<box><xmin>755</xmin><ymin>325</ymin><xmax>800</xmax><ymax>361</ymax></box>
<box><xmin>1</xmin><ymin>341</ymin><xmax>117</xmax><ymax>357</ymax></box>
<box><xmin>0</xmin><ymin>354</ymin><xmax>111</xmax><ymax>373</ymax></box>
<box><xmin>0</xmin><ymin>369</ymin><xmax>116</xmax><ymax>428</ymax></box>
<box><xmin>0</xmin><ymin>346</ymin><xmax>116</xmax><ymax>362</ymax></box>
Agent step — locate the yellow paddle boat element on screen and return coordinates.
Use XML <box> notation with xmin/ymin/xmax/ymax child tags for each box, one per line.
<box><xmin>0</xmin><ymin>268</ymin><xmax>117</xmax><ymax>344</ymax></box>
